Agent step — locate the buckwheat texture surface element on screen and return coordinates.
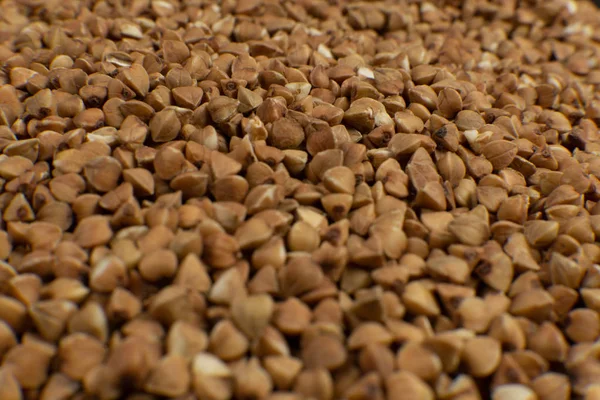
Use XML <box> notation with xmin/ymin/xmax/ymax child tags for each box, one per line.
<box><xmin>1</xmin><ymin>0</ymin><xmax>600</xmax><ymax>399</ymax></box>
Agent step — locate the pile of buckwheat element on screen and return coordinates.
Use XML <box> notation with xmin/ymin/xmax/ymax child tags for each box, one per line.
<box><xmin>2</xmin><ymin>0</ymin><xmax>600</xmax><ymax>398</ymax></box>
